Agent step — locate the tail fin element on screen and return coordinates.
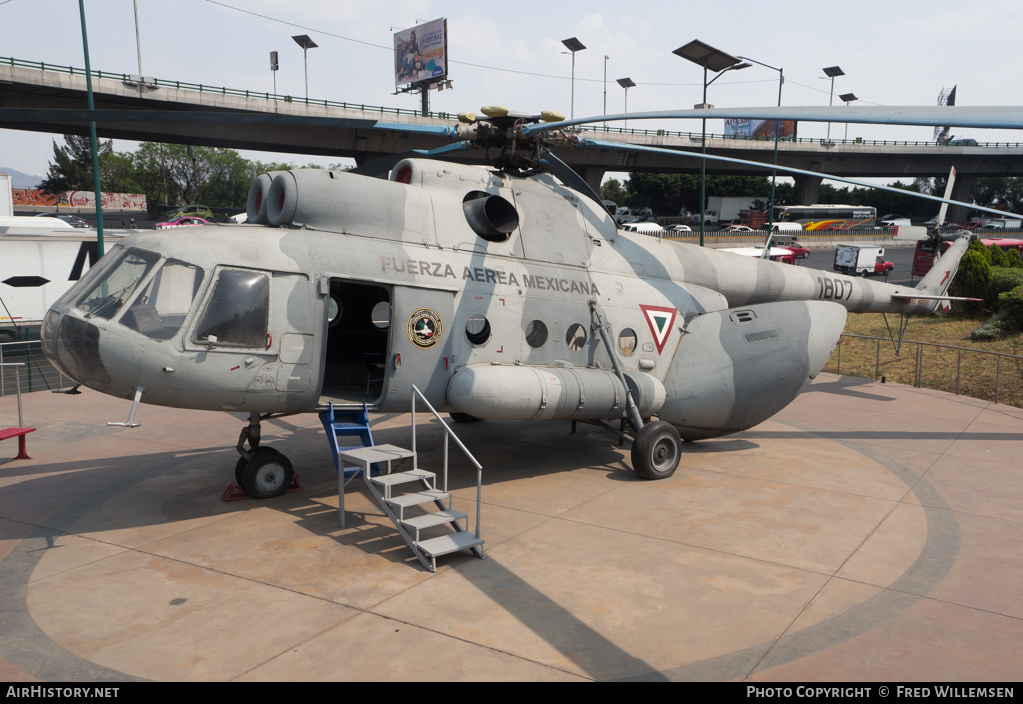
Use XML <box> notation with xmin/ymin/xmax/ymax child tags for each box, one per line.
<box><xmin>893</xmin><ymin>236</ymin><xmax>971</xmax><ymax>313</ymax></box>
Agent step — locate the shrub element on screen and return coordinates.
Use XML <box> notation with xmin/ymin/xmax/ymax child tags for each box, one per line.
<box><xmin>1004</xmin><ymin>248</ymin><xmax>1023</xmax><ymax>268</ymax></box>
<box><xmin>998</xmin><ymin>283</ymin><xmax>1023</xmax><ymax>331</ymax></box>
<box><xmin>951</xmin><ymin>249</ymin><xmax>993</xmax><ymax>316</ymax></box>
<box><xmin>989</xmin><ymin>244</ymin><xmax>1010</xmax><ymax>268</ymax></box>
<box><xmin>987</xmin><ymin>267</ymin><xmax>1023</xmax><ymax>309</ymax></box>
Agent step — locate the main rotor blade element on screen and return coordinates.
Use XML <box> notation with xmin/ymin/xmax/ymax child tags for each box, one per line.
<box><xmin>350</xmin><ymin>141</ymin><xmax>474</xmax><ymax>177</ymax></box>
<box><xmin>0</xmin><ymin>108</ymin><xmax>461</xmax><ymax>137</ymax></box>
<box><xmin>579</xmin><ymin>137</ymin><xmax>1023</xmax><ymax>222</ymax></box>
<box><xmin>522</xmin><ymin>106</ymin><xmax>1023</xmax><ymax>136</ymax></box>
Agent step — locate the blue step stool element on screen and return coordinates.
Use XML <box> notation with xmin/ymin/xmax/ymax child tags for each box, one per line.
<box><xmin>320</xmin><ymin>403</ymin><xmax>380</xmax><ymax>477</ymax></box>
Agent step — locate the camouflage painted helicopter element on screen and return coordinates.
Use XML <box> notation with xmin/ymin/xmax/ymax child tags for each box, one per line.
<box><xmin>38</xmin><ymin>104</ymin><xmax>1018</xmax><ymax>497</ymax></box>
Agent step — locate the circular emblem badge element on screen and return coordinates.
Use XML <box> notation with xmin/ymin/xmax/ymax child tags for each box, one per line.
<box><xmin>407</xmin><ymin>308</ymin><xmax>443</xmax><ymax>349</ymax></box>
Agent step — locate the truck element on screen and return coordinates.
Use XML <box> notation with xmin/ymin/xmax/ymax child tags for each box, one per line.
<box><xmin>702</xmin><ymin>196</ymin><xmax>768</xmax><ymax>225</ymax></box>
<box><xmin>833</xmin><ymin>244</ymin><xmax>893</xmax><ymax>277</ymax></box>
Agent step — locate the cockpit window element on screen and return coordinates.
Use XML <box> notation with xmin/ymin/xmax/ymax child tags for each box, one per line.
<box><xmin>122</xmin><ymin>260</ymin><xmax>204</xmax><ymax>340</ymax></box>
<box><xmin>75</xmin><ymin>249</ymin><xmax>160</xmax><ymax>320</ymax></box>
<box><xmin>193</xmin><ymin>270</ymin><xmax>270</xmax><ymax>347</ymax></box>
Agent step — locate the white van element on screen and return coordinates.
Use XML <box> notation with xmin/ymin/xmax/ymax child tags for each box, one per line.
<box><xmin>770</xmin><ymin>222</ymin><xmax>803</xmax><ymax>235</ymax></box>
<box><xmin>620</xmin><ymin>222</ymin><xmax>664</xmax><ymax>236</ymax></box>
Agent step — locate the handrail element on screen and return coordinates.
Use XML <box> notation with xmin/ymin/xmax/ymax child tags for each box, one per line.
<box><xmin>410</xmin><ymin>385</ymin><xmax>483</xmax><ymax>539</ymax></box>
<box><xmin>4</xmin><ymin>56</ymin><xmax>1023</xmax><ymax>149</ymax></box>
<box><xmin>832</xmin><ymin>333</ymin><xmax>1023</xmax><ymax>406</ymax></box>
<box><xmin>0</xmin><ymin>363</ymin><xmax>26</xmax><ymax>426</ymax></box>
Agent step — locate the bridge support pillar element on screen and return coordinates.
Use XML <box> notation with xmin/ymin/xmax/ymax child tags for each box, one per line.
<box><xmin>948</xmin><ymin>173</ymin><xmax>977</xmax><ymax>225</ymax></box>
<box><xmin>579</xmin><ymin>167</ymin><xmax>606</xmax><ymax>197</ymax></box>
<box><xmin>793</xmin><ymin>175</ymin><xmax>823</xmax><ymax>205</ymax></box>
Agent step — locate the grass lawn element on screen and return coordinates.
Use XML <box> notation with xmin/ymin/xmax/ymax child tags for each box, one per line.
<box><xmin>826</xmin><ymin>313</ymin><xmax>1023</xmax><ymax>408</ymax></box>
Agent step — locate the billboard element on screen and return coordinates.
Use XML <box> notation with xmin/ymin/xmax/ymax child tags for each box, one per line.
<box><xmin>12</xmin><ymin>189</ymin><xmax>147</xmax><ymax>210</ymax></box>
<box><xmin>394</xmin><ymin>18</ymin><xmax>447</xmax><ymax>87</ymax></box>
<box><xmin>724</xmin><ymin>118</ymin><xmax>795</xmax><ymax>139</ymax></box>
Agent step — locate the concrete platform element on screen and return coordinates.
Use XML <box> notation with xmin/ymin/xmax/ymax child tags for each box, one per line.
<box><xmin>1</xmin><ymin>373</ymin><xmax>1021</xmax><ymax>682</ymax></box>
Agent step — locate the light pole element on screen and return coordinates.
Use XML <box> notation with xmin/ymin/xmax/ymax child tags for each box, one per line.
<box><xmin>840</xmin><ymin>92</ymin><xmax>858</xmax><ymax>141</ymax></box>
<box><xmin>132</xmin><ymin>0</ymin><xmax>143</xmax><ymax>98</ymax></box>
<box><xmin>617</xmin><ymin>77</ymin><xmax>635</xmax><ymax>129</ymax></box>
<box><xmin>292</xmin><ymin>34</ymin><xmax>318</xmax><ymax>101</ymax></box>
<box><xmin>603</xmin><ymin>54</ymin><xmax>609</xmax><ymax>121</ymax></box>
<box><xmin>739</xmin><ymin>56</ymin><xmax>784</xmax><ymax>255</ymax></box>
<box><xmin>562</xmin><ymin>37</ymin><xmax>586</xmax><ymax>120</ymax></box>
<box><xmin>673</xmin><ymin>39</ymin><xmax>750</xmax><ymax>246</ymax></box>
<box><xmin>821</xmin><ymin>65</ymin><xmax>844</xmax><ymax>144</ymax></box>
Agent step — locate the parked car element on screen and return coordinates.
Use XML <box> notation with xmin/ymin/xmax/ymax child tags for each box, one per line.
<box><xmin>33</xmin><ymin>212</ymin><xmax>92</xmax><ymax>228</ymax></box>
<box><xmin>155</xmin><ymin>216</ymin><xmax>210</xmax><ymax>229</ymax></box>
<box><xmin>165</xmin><ymin>204</ymin><xmax>214</xmax><ymax>220</ymax></box>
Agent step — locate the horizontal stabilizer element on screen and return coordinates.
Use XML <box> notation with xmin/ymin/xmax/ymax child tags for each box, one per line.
<box><xmin>890</xmin><ymin>293</ymin><xmax>980</xmax><ymax>302</ymax></box>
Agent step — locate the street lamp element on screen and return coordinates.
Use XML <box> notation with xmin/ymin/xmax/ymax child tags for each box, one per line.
<box><xmin>739</xmin><ymin>55</ymin><xmax>784</xmax><ymax>256</ymax></box>
<box><xmin>603</xmin><ymin>54</ymin><xmax>609</xmax><ymax>120</ymax></box>
<box><xmin>673</xmin><ymin>39</ymin><xmax>750</xmax><ymax>246</ymax></box>
<box><xmin>292</xmin><ymin>34</ymin><xmax>318</xmax><ymax>100</ymax></box>
<box><xmin>562</xmin><ymin>37</ymin><xmax>586</xmax><ymax>119</ymax></box>
<box><xmin>821</xmin><ymin>65</ymin><xmax>844</xmax><ymax>144</ymax></box>
<box><xmin>617</xmin><ymin>77</ymin><xmax>635</xmax><ymax>129</ymax></box>
<box><xmin>840</xmin><ymin>92</ymin><xmax>858</xmax><ymax>140</ymax></box>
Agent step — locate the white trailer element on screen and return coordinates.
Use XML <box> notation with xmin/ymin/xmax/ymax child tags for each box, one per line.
<box><xmin>0</xmin><ymin>231</ymin><xmax>122</xmax><ymax>339</ymax></box>
<box><xmin>0</xmin><ymin>172</ymin><xmax>12</xmax><ymax>217</ymax></box>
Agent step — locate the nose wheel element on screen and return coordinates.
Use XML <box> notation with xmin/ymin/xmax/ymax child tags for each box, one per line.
<box><xmin>631</xmin><ymin>421</ymin><xmax>682</xmax><ymax>480</ymax></box>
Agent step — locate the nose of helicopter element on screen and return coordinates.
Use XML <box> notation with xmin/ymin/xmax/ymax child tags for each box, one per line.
<box><xmin>43</xmin><ymin>308</ymin><xmax>143</xmax><ymax>400</ymax></box>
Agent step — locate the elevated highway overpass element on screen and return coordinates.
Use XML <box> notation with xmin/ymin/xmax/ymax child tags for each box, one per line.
<box><xmin>4</xmin><ymin>57</ymin><xmax>1023</xmax><ymax>219</ymax></box>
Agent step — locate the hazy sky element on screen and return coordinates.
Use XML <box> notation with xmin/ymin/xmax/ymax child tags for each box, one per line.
<box><xmin>3</xmin><ymin>0</ymin><xmax>1023</xmax><ymax>182</ymax></box>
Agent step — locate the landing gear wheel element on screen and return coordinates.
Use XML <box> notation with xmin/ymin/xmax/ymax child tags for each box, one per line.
<box><xmin>449</xmin><ymin>412</ymin><xmax>482</xmax><ymax>424</ymax></box>
<box><xmin>240</xmin><ymin>447</ymin><xmax>294</xmax><ymax>499</ymax></box>
<box><xmin>234</xmin><ymin>455</ymin><xmax>248</xmax><ymax>486</ymax></box>
<box><xmin>631</xmin><ymin>421</ymin><xmax>682</xmax><ymax>480</ymax></box>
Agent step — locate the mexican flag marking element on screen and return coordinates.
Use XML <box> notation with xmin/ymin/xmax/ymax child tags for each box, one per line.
<box><xmin>639</xmin><ymin>304</ymin><xmax>678</xmax><ymax>355</ymax></box>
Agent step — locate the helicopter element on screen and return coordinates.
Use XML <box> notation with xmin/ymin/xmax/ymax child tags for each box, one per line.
<box><xmin>35</xmin><ymin>103</ymin><xmax>1019</xmax><ymax>497</ymax></box>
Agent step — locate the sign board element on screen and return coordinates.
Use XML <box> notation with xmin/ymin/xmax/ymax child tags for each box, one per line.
<box><xmin>394</xmin><ymin>18</ymin><xmax>447</xmax><ymax>87</ymax></box>
<box><xmin>724</xmin><ymin>118</ymin><xmax>795</xmax><ymax>139</ymax></box>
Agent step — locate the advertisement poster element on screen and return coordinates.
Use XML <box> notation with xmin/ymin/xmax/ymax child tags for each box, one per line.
<box><xmin>394</xmin><ymin>18</ymin><xmax>447</xmax><ymax>87</ymax></box>
<box><xmin>724</xmin><ymin>118</ymin><xmax>795</xmax><ymax>139</ymax></box>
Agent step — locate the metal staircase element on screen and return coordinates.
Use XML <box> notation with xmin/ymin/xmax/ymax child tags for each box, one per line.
<box><xmin>332</xmin><ymin>387</ymin><xmax>485</xmax><ymax>572</ymax></box>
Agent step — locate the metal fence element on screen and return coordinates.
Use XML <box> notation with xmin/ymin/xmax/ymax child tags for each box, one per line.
<box><xmin>828</xmin><ymin>334</ymin><xmax>1023</xmax><ymax>407</ymax></box>
<box><xmin>5</xmin><ymin>56</ymin><xmax>1023</xmax><ymax>150</ymax></box>
<box><xmin>0</xmin><ymin>340</ymin><xmax>75</xmax><ymax>396</ymax></box>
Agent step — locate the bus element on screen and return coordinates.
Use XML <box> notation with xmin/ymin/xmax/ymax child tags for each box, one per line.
<box><xmin>912</xmin><ymin>236</ymin><xmax>1023</xmax><ymax>277</ymax></box>
<box><xmin>771</xmin><ymin>204</ymin><xmax>877</xmax><ymax>231</ymax></box>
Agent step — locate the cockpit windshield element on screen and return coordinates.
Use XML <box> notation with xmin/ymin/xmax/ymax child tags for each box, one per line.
<box><xmin>75</xmin><ymin>249</ymin><xmax>160</xmax><ymax>320</ymax></box>
<box><xmin>72</xmin><ymin>248</ymin><xmax>206</xmax><ymax>341</ymax></box>
<box><xmin>122</xmin><ymin>259</ymin><xmax>204</xmax><ymax>340</ymax></box>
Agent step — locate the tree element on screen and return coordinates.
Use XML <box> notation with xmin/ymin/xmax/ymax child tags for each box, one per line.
<box><xmin>621</xmin><ymin>173</ymin><xmax>773</xmax><ymax>216</ymax></box>
<box><xmin>601</xmin><ymin>178</ymin><xmax>627</xmax><ymax>207</ymax></box>
<box><xmin>38</xmin><ymin>134</ymin><xmax>112</xmax><ymax>193</ymax></box>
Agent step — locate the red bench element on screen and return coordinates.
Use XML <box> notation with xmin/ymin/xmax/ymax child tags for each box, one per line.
<box><xmin>0</xmin><ymin>427</ymin><xmax>35</xmax><ymax>460</ymax></box>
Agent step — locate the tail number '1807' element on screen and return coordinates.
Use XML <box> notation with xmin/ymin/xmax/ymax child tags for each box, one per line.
<box><xmin>816</xmin><ymin>276</ymin><xmax>853</xmax><ymax>301</ymax></box>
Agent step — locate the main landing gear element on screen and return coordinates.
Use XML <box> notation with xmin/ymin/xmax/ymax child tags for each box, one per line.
<box><xmin>234</xmin><ymin>412</ymin><xmax>294</xmax><ymax>499</ymax></box>
<box><xmin>630</xmin><ymin>421</ymin><xmax>683</xmax><ymax>481</ymax></box>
